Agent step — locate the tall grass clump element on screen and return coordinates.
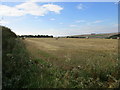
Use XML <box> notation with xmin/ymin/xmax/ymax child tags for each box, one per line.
<box><xmin>2</xmin><ymin>26</ymin><xmax>39</xmax><ymax>88</ymax></box>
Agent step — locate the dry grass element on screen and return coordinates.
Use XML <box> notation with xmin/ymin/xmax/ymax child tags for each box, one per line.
<box><xmin>24</xmin><ymin>38</ymin><xmax>118</xmax><ymax>70</ymax></box>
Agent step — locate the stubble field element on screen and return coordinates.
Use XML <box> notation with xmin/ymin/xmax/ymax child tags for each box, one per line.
<box><xmin>24</xmin><ymin>38</ymin><xmax>118</xmax><ymax>70</ymax></box>
<box><xmin>22</xmin><ymin>38</ymin><xmax>119</xmax><ymax>88</ymax></box>
<box><xmin>3</xmin><ymin>26</ymin><xmax>119</xmax><ymax>88</ymax></box>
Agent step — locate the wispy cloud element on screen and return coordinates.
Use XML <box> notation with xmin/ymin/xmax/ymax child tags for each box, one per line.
<box><xmin>0</xmin><ymin>20</ymin><xmax>9</xmax><ymax>24</ymax></box>
<box><xmin>50</xmin><ymin>18</ymin><xmax>55</xmax><ymax>21</ymax></box>
<box><xmin>0</xmin><ymin>2</ymin><xmax>63</xmax><ymax>16</ymax></box>
<box><xmin>76</xmin><ymin>4</ymin><xmax>85</xmax><ymax>10</ymax></box>
<box><xmin>59</xmin><ymin>22</ymin><xmax>63</xmax><ymax>24</ymax></box>
<box><xmin>114</xmin><ymin>2</ymin><xmax>119</xmax><ymax>5</ymax></box>
<box><xmin>113</xmin><ymin>23</ymin><xmax>120</xmax><ymax>27</ymax></box>
<box><xmin>0</xmin><ymin>0</ymin><xmax>118</xmax><ymax>2</ymax></box>
<box><xmin>69</xmin><ymin>24</ymin><xmax>78</xmax><ymax>27</ymax></box>
<box><xmin>86</xmin><ymin>20</ymin><xmax>104</xmax><ymax>25</ymax></box>
<box><xmin>67</xmin><ymin>25</ymin><xmax>118</xmax><ymax>36</ymax></box>
<box><xmin>75</xmin><ymin>20</ymin><xmax>86</xmax><ymax>23</ymax></box>
<box><xmin>92</xmin><ymin>20</ymin><xmax>103</xmax><ymax>24</ymax></box>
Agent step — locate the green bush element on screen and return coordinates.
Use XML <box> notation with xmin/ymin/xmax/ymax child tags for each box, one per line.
<box><xmin>2</xmin><ymin>26</ymin><xmax>36</xmax><ymax>88</ymax></box>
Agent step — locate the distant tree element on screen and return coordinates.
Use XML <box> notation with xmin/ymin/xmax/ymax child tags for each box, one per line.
<box><xmin>19</xmin><ymin>35</ymin><xmax>53</xmax><ymax>38</ymax></box>
<box><xmin>107</xmin><ymin>34</ymin><xmax>120</xmax><ymax>39</ymax></box>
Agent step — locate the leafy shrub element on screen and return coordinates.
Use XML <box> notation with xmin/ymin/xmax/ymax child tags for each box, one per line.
<box><xmin>2</xmin><ymin>26</ymin><xmax>37</xmax><ymax>88</ymax></box>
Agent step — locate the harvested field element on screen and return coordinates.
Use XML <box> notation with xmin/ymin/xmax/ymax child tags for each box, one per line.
<box><xmin>24</xmin><ymin>38</ymin><xmax>118</xmax><ymax>70</ymax></box>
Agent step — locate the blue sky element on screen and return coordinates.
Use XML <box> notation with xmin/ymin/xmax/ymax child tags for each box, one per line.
<box><xmin>0</xmin><ymin>2</ymin><xmax>118</xmax><ymax>36</ymax></box>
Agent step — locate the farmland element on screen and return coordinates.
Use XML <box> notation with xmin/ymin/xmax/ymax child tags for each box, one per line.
<box><xmin>24</xmin><ymin>38</ymin><xmax>118</xmax><ymax>70</ymax></box>
<box><xmin>22</xmin><ymin>38</ymin><xmax>119</xmax><ymax>88</ymax></box>
<box><xmin>71</xmin><ymin>33</ymin><xmax>119</xmax><ymax>38</ymax></box>
<box><xmin>2</xmin><ymin>26</ymin><xmax>119</xmax><ymax>88</ymax></box>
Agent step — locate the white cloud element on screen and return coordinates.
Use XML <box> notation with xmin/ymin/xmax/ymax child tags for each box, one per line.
<box><xmin>77</xmin><ymin>4</ymin><xmax>84</xmax><ymax>10</ymax></box>
<box><xmin>13</xmin><ymin>24</ymin><xmax>118</xmax><ymax>37</ymax></box>
<box><xmin>59</xmin><ymin>22</ymin><xmax>63</xmax><ymax>24</ymax></box>
<box><xmin>75</xmin><ymin>20</ymin><xmax>86</xmax><ymax>23</ymax></box>
<box><xmin>69</xmin><ymin>24</ymin><xmax>78</xmax><ymax>27</ymax></box>
<box><xmin>113</xmin><ymin>24</ymin><xmax>118</xmax><ymax>27</ymax></box>
<box><xmin>0</xmin><ymin>0</ymin><xmax>119</xmax><ymax>2</ymax></box>
<box><xmin>86</xmin><ymin>20</ymin><xmax>103</xmax><ymax>25</ymax></box>
<box><xmin>0</xmin><ymin>20</ymin><xmax>9</xmax><ymax>24</ymax></box>
<box><xmin>67</xmin><ymin>25</ymin><xmax>118</xmax><ymax>35</ymax></box>
<box><xmin>114</xmin><ymin>2</ymin><xmax>119</xmax><ymax>5</ymax></box>
<box><xmin>92</xmin><ymin>20</ymin><xmax>103</xmax><ymax>24</ymax></box>
<box><xmin>42</xmin><ymin>4</ymin><xmax>63</xmax><ymax>14</ymax></box>
<box><xmin>0</xmin><ymin>5</ymin><xmax>25</xmax><ymax>16</ymax></box>
<box><xmin>50</xmin><ymin>18</ymin><xmax>55</xmax><ymax>21</ymax></box>
<box><xmin>0</xmin><ymin>2</ymin><xmax>63</xmax><ymax>16</ymax></box>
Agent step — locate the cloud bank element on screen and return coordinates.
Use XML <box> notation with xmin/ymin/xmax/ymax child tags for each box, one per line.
<box><xmin>0</xmin><ymin>2</ymin><xmax>63</xmax><ymax>16</ymax></box>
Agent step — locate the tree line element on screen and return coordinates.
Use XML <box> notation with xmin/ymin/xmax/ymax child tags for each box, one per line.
<box><xmin>18</xmin><ymin>35</ymin><xmax>53</xmax><ymax>38</ymax></box>
<box><xmin>66</xmin><ymin>36</ymin><xmax>86</xmax><ymax>38</ymax></box>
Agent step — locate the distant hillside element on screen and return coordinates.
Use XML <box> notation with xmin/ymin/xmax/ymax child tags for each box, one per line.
<box><xmin>67</xmin><ymin>33</ymin><xmax>119</xmax><ymax>39</ymax></box>
<box><xmin>107</xmin><ymin>34</ymin><xmax>120</xmax><ymax>39</ymax></box>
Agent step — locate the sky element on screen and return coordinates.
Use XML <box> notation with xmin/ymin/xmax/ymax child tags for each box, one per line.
<box><xmin>0</xmin><ymin>1</ymin><xmax>118</xmax><ymax>36</ymax></box>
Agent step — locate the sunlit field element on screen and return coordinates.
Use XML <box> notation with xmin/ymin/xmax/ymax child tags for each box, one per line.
<box><xmin>22</xmin><ymin>38</ymin><xmax>119</xmax><ymax>88</ymax></box>
<box><xmin>2</xmin><ymin>27</ymin><xmax>119</xmax><ymax>88</ymax></box>
<box><xmin>1</xmin><ymin>1</ymin><xmax>119</xmax><ymax>88</ymax></box>
<box><xmin>24</xmin><ymin>38</ymin><xmax>118</xmax><ymax>70</ymax></box>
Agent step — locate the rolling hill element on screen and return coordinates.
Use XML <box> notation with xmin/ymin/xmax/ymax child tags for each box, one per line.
<box><xmin>67</xmin><ymin>33</ymin><xmax>120</xmax><ymax>39</ymax></box>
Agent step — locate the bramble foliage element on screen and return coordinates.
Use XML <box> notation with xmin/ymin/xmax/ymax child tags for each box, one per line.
<box><xmin>2</xmin><ymin>26</ymin><xmax>36</xmax><ymax>88</ymax></box>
